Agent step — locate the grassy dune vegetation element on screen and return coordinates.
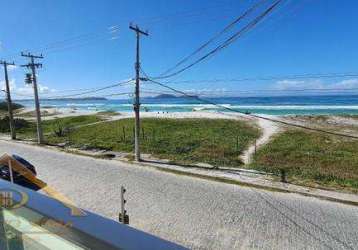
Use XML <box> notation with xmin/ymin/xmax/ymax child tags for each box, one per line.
<box><xmin>16</xmin><ymin>115</ymin><xmax>103</xmax><ymax>139</ymax></box>
<box><xmin>251</xmin><ymin>130</ymin><xmax>358</xmax><ymax>191</ymax></box>
<box><xmin>3</xmin><ymin>113</ymin><xmax>357</xmax><ymax>191</ymax></box>
<box><xmin>47</xmin><ymin>118</ymin><xmax>260</xmax><ymax>167</ymax></box>
<box><xmin>0</xmin><ymin>101</ymin><xmax>23</xmax><ymax>112</ymax></box>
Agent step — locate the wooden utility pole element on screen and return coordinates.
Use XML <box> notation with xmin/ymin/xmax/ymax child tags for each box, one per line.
<box><xmin>0</xmin><ymin>60</ymin><xmax>16</xmax><ymax>139</ymax></box>
<box><xmin>129</xmin><ymin>24</ymin><xmax>148</xmax><ymax>162</ymax></box>
<box><xmin>21</xmin><ymin>52</ymin><xmax>44</xmax><ymax>144</ymax></box>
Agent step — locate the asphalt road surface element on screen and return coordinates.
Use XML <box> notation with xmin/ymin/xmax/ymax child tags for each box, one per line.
<box><xmin>1</xmin><ymin>140</ymin><xmax>357</xmax><ymax>249</ymax></box>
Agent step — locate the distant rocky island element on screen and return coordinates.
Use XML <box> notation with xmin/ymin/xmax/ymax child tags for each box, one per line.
<box><xmin>152</xmin><ymin>94</ymin><xmax>198</xmax><ymax>99</ymax></box>
<box><xmin>41</xmin><ymin>97</ymin><xmax>107</xmax><ymax>101</ymax></box>
<box><xmin>153</xmin><ymin>94</ymin><xmax>177</xmax><ymax>99</ymax></box>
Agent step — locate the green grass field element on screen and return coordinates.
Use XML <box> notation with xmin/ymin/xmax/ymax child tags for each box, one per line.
<box><xmin>4</xmin><ymin>113</ymin><xmax>357</xmax><ymax>191</ymax></box>
<box><xmin>251</xmin><ymin>130</ymin><xmax>358</xmax><ymax>191</ymax></box>
<box><xmin>47</xmin><ymin>118</ymin><xmax>260</xmax><ymax>167</ymax></box>
<box><xmin>16</xmin><ymin>115</ymin><xmax>103</xmax><ymax>139</ymax></box>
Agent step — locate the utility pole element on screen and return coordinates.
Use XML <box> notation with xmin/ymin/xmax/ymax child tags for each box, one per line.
<box><xmin>0</xmin><ymin>60</ymin><xmax>16</xmax><ymax>140</ymax></box>
<box><xmin>21</xmin><ymin>52</ymin><xmax>44</xmax><ymax>144</ymax></box>
<box><xmin>129</xmin><ymin>24</ymin><xmax>148</xmax><ymax>162</ymax></box>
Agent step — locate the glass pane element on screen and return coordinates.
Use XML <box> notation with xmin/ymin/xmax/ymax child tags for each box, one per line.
<box><xmin>1</xmin><ymin>207</ymin><xmax>88</xmax><ymax>250</ymax></box>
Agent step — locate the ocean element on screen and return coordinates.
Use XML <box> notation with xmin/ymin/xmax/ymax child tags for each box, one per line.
<box><xmin>15</xmin><ymin>95</ymin><xmax>358</xmax><ymax>116</ymax></box>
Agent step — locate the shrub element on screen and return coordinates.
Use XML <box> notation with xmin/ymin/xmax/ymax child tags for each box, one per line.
<box><xmin>52</xmin><ymin>121</ymin><xmax>71</xmax><ymax>137</ymax></box>
<box><xmin>0</xmin><ymin>101</ymin><xmax>23</xmax><ymax>111</ymax></box>
<box><xmin>0</xmin><ymin>116</ymin><xmax>30</xmax><ymax>132</ymax></box>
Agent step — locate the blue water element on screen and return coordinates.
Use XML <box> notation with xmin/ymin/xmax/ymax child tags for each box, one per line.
<box><xmin>16</xmin><ymin>95</ymin><xmax>358</xmax><ymax>115</ymax></box>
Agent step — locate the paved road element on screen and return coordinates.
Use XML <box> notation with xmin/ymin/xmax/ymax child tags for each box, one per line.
<box><xmin>1</xmin><ymin>141</ymin><xmax>358</xmax><ymax>249</ymax></box>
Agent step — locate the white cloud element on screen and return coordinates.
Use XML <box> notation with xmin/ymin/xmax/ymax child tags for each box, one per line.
<box><xmin>0</xmin><ymin>78</ymin><xmax>55</xmax><ymax>98</ymax></box>
<box><xmin>184</xmin><ymin>88</ymin><xmax>227</xmax><ymax>96</ymax></box>
<box><xmin>17</xmin><ymin>83</ymin><xmax>55</xmax><ymax>95</ymax></box>
<box><xmin>330</xmin><ymin>79</ymin><xmax>358</xmax><ymax>89</ymax></box>
<box><xmin>0</xmin><ymin>79</ymin><xmax>16</xmax><ymax>92</ymax></box>
<box><xmin>7</xmin><ymin>65</ymin><xmax>17</xmax><ymax>71</ymax></box>
<box><xmin>274</xmin><ymin>79</ymin><xmax>324</xmax><ymax>90</ymax></box>
<box><xmin>273</xmin><ymin>78</ymin><xmax>358</xmax><ymax>91</ymax></box>
<box><xmin>16</xmin><ymin>85</ymin><xmax>33</xmax><ymax>96</ymax></box>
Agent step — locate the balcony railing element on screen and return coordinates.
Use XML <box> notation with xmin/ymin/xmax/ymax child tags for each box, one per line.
<box><xmin>0</xmin><ymin>179</ymin><xmax>185</xmax><ymax>250</ymax></box>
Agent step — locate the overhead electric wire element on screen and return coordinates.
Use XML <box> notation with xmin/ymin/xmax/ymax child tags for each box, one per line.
<box><xmin>44</xmin><ymin>87</ymin><xmax>105</xmax><ymax>94</ymax></box>
<box><xmin>135</xmin><ymin>3</ymin><xmax>234</xmax><ymax>26</ymax></box>
<box><xmin>44</xmin><ymin>37</ymin><xmax>108</xmax><ymax>55</ymax></box>
<box><xmin>154</xmin><ymin>0</ymin><xmax>282</xmax><ymax>80</ymax></box>
<box><xmin>79</xmin><ymin>92</ymin><xmax>133</xmax><ymax>98</ymax></box>
<box><xmin>164</xmin><ymin>72</ymin><xmax>358</xmax><ymax>84</ymax></box>
<box><xmin>159</xmin><ymin>0</ymin><xmax>266</xmax><ymax>77</ymax></box>
<box><xmin>1</xmin><ymin>25</ymin><xmax>120</xmax><ymax>59</ymax></box>
<box><xmin>43</xmin><ymin>79</ymin><xmax>134</xmax><ymax>99</ymax></box>
<box><xmin>145</xmin><ymin>77</ymin><xmax>358</xmax><ymax>140</ymax></box>
<box><xmin>65</xmin><ymin>90</ymin><xmax>172</xmax><ymax>100</ymax></box>
<box><xmin>143</xmin><ymin>86</ymin><xmax>358</xmax><ymax>94</ymax></box>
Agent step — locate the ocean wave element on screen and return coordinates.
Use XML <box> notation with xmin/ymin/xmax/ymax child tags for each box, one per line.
<box><xmin>141</xmin><ymin>104</ymin><xmax>231</xmax><ymax>108</ymax></box>
<box><xmin>36</xmin><ymin>102</ymin><xmax>358</xmax><ymax>111</ymax></box>
<box><xmin>66</xmin><ymin>103</ymin><xmax>105</xmax><ymax>107</ymax></box>
<box><xmin>139</xmin><ymin>104</ymin><xmax>358</xmax><ymax>110</ymax></box>
<box><xmin>115</xmin><ymin>104</ymin><xmax>358</xmax><ymax>109</ymax></box>
<box><xmin>227</xmin><ymin>105</ymin><xmax>358</xmax><ymax>110</ymax></box>
<box><xmin>119</xmin><ymin>104</ymin><xmax>231</xmax><ymax>107</ymax></box>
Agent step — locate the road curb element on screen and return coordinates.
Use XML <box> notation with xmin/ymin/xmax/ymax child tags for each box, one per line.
<box><xmin>1</xmin><ymin>138</ymin><xmax>358</xmax><ymax>207</ymax></box>
<box><xmin>132</xmin><ymin>161</ymin><xmax>358</xmax><ymax>207</ymax></box>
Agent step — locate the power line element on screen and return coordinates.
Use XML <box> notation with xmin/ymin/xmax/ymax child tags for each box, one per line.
<box><xmin>0</xmin><ymin>3</ymin><xmax>237</xmax><ymax>59</ymax></box>
<box><xmin>88</xmin><ymin>90</ymin><xmax>167</xmax><ymax>98</ymax></box>
<box><xmin>1</xmin><ymin>25</ymin><xmax>120</xmax><ymax>59</ymax></box>
<box><xmin>12</xmin><ymin>92</ymin><xmax>35</xmax><ymax>98</ymax></box>
<box><xmin>163</xmin><ymin>72</ymin><xmax>358</xmax><ymax>84</ymax></box>
<box><xmin>134</xmin><ymin>2</ymin><xmax>235</xmax><ymax>26</ymax></box>
<box><xmin>153</xmin><ymin>0</ymin><xmax>283</xmax><ymax>80</ymax></box>
<box><xmin>145</xmin><ymin>77</ymin><xmax>358</xmax><ymax>140</ymax></box>
<box><xmin>0</xmin><ymin>3</ymin><xmax>239</xmax><ymax>59</ymax></box>
<box><xmin>158</xmin><ymin>0</ymin><xmax>266</xmax><ymax>77</ymax></box>
<box><xmin>41</xmin><ymin>26</ymin><xmax>119</xmax><ymax>51</ymax></box>
<box><xmin>43</xmin><ymin>79</ymin><xmax>133</xmax><ymax>99</ymax></box>
<box><xmin>44</xmin><ymin>87</ymin><xmax>103</xmax><ymax>94</ymax></box>
<box><xmin>143</xmin><ymin>86</ymin><xmax>358</xmax><ymax>94</ymax></box>
<box><xmin>44</xmin><ymin>34</ymin><xmax>117</xmax><ymax>55</ymax></box>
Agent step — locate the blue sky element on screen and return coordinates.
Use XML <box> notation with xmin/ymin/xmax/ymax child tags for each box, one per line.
<box><xmin>1</xmin><ymin>0</ymin><xmax>358</xmax><ymax>98</ymax></box>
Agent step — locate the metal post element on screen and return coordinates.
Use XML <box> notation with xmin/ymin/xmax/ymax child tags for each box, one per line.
<box><xmin>236</xmin><ymin>136</ymin><xmax>239</xmax><ymax>152</ymax></box>
<box><xmin>121</xmin><ymin>186</ymin><xmax>125</xmax><ymax>223</ymax></box>
<box><xmin>8</xmin><ymin>159</ymin><xmax>14</xmax><ymax>183</ymax></box>
<box><xmin>254</xmin><ymin>139</ymin><xmax>257</xmax><ymax>155</ymax></box>
<box><xmin>119</xmin><ymin>186</ymin><xmax>129</xmax><ymax>224</ymax></box>
<box><xmin>280</xmin><ymin>169</ymin><xmax>287</xmax><ymax>183</ymax></box>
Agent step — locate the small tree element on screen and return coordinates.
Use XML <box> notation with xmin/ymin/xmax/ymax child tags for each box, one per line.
<box><xmin>53</xmin><ymin>121</ymin><xmax>70</xmax><ymax>137</ymax></box>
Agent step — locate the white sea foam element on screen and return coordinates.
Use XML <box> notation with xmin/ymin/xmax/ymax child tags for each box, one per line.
<box><xmin>129</xmin><ymin>104</ymin><xmax>358</xmax><ymax>110</ymax></box>
<box><xmin>42</xmin><ymin>102</ymin><xmax>358</xmax><ymax>111</ymax></box>
<box><xmin>120</xmin><ymin>104</ymin><xmax>231</xmax><ymax>108</ymax></box>
<box><xmin>66</xmin><ymin>103</ymin><xmax>105</xmax><ymax>107</ymax></box>
<box><xmin>228</xmin><ymin>105</ymin><xmax>358</xmax><ymax>110</ymax></box>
